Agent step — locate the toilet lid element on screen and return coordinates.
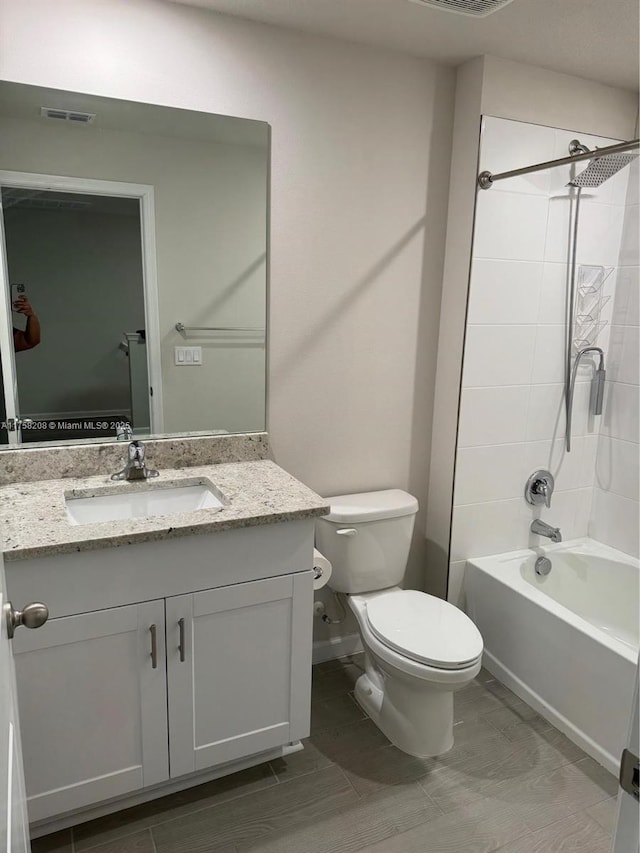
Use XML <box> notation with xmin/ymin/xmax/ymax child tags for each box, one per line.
<box><xmin>366</xmin><ymin>590</ymin><xmax>483</xmax><ymax>670</ymax></box>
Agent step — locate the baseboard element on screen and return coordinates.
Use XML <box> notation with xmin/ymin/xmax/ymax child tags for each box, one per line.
<box><xmin>312</xmin><ymin>633</ymin><xmax>363</xmax><ymax>664</ymax></box>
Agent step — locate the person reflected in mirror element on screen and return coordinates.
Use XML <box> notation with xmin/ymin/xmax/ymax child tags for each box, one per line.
<box><xmin>13</xmin><ymin>295</ymin><xmax>41</xmax><ymax>351</ymax></box>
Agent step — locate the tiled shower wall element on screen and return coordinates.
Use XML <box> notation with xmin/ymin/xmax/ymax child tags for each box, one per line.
<box><xmin>448</xmin><ymin>116</ymin><xmax>633</xmax><ymax>605</ymax></box>
<box><xmin>591</xmin><ymin>159</ymin><xmax>639</xmax><ymax>557</ymax></box>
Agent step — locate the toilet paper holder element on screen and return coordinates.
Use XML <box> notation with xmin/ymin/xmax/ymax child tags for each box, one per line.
<box><xmin>312</xmin><ymin>548</ymin><xmax>333</xmax><ymax>591</ymax></box>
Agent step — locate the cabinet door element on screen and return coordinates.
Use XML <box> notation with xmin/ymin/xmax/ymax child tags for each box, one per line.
<box><xmin>13</xmin><ymin>600</ymin><xmax>168</xmax><ymax>823</ymax></box>
<box><xmin>167</xmin><ymin>572</ymin><xmax>313</xmax><ymax>778</ymax></box>
<box><xmin>0</xmin><ymin>556</ymin><xmax>30</xmax><ymax>852</ymax></box>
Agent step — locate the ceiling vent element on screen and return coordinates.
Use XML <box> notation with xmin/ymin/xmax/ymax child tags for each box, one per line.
<box><xmin>408</xmin><ymin>0</ymin><xmax>517</xmax><ymax>17</ymax></box>
<box><xmin>40</xmin><ymin>106</ymin><xmax>96</xmax><ymax>124</ymax></box>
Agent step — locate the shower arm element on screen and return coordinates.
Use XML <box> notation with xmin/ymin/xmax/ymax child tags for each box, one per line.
<box><xmin>566</xmin><ymin>346</ymin><xmax>605</xmax><ymax>453</ymax></box>
<box><xmin>478</xmin><ymin>138</ymin><xmax>639</xmax><ymax>189</ymax></box>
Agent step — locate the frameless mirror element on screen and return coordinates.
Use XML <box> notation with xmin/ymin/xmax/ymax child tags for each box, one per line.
<box><xmin>0</xmin><ymin>82</ymin><xmax>269</xmax><ymax>447</ymax></box>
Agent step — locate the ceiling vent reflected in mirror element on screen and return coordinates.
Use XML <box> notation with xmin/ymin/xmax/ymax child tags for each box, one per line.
<box><xmin>408</xmin><ymin>0</ymin><xmax>517</xmax><ymax>16</ymax></box>
<box><xmin>40</xmin><ymin>106</ymin><xmax>96</xmax><ymax>124</ymax></box>
<box><xmin>1</xmin><ymin>188</ymin><xmax>93</xmax><ymax>211</ymax></box>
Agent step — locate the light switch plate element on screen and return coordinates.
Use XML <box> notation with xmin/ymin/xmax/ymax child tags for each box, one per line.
<box><xmin>174</xmin><ymin>346</ymin><xmax>202</xmax><ymax>366</ymax></box>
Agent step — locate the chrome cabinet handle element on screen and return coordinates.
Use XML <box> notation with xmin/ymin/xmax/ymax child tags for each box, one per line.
<box><xmin>5</xmin><ymin>601</ymin><xmax>48</xmax><ymax>639</ymax></box>
<box><xmin>178</xmin><ymin>618</ymin><xmax>186</xmax><ymax>662</ymax></box>
<box><xmin>149</xmin><ymin>624</ymin><xmax>158</xmax><ymax>669</ymax></box>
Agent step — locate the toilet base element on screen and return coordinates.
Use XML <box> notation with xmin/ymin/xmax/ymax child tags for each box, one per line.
<box><xmin>353</xmin><ymin>671</ymin><xmax>454</xmax><ymax>758</ymax></box>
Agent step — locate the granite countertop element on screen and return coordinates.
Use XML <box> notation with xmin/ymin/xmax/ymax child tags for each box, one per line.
<box><xmin>1</xmin><ymin>460</ymin><xmax>330</xmax><ymax>561</ymax></box>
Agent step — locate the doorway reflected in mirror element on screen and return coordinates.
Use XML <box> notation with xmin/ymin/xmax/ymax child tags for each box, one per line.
<box><xmin>1</xmin><ymin>187</ymin><xmax>150</xmax><ymax>443</ymax></box>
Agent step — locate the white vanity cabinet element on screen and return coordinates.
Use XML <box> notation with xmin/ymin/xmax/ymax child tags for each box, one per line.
<box><xmin>166</xmin><ymin>573</ymin><xmax>311</xmax><ymax>777</ymax></box>
<box><xmin>12</xmin><ymin>600</ymin><xmax>170</xmax><ymax>822</ymax></box>
<box><xmin>5</xmin><ymin>519</ymin><xmax>315</xmax><ymax>828</ymax></box>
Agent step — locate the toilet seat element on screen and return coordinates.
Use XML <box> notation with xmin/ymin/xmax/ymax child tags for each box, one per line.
<box><xmin>365</xmin><ymin>589</ymin><xmax>483</xmax><ymax>670</ymax></box>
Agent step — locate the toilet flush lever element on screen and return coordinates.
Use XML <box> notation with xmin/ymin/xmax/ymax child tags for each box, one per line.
<box><xmin>336</xmin><ymin>528</ymin><xmax>357</xmax><ymax>536</ymax></box>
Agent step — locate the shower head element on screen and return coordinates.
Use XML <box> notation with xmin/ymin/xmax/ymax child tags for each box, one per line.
<box><xmin>568</xmin><ymin>150</ymin><xmax>639</xmax><ymax>187</ymax></box>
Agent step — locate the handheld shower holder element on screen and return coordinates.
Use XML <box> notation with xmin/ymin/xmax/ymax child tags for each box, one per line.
<box><xmin>566</xmin><ymin>346</ymin><xmax>606</xmax><ymax>452</ymax></box>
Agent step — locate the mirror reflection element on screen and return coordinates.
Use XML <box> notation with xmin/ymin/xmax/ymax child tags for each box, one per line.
<box><xmin>0</xmin><ymin>82</ymin><xmax>269</xmax><ymax>448</ymax></box>
<box><xmin>2</xmin><ymin>189</ymin><xmax>149</xmax><ymax>443</ymax></box>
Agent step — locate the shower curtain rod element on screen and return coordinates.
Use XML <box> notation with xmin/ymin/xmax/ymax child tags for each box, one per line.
<box><xmin>477</xmin><ymin>138</ymin><xmax>640</xmax><ymax>189</ymax></box>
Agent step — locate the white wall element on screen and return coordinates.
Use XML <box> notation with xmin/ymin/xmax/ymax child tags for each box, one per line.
<box><xmin>4</xmin><ymin>204</ymin><xmax>146</xmax><ymax>418</ymax></box>
<box><xmin>426</xmin><ymin>55</ymin><xmax>638</xmax><ymax>601</ymax></box>
<box><xmin>424</xmin><ymin>56</ymin><xmax>485</xmax><ymax>598</ymax></box>
<box><xmin>480</xmin><ymin>56</ymin><xmax>638</xmax><ymax>137</ymax></box>
<box><xmin>591</xmin><ymin>159</ymin><xmax>640</xmax><ymax>557</ymax></box>
<box><xmin>0</xmin><ymin>115</ymin><xmax>268</xmax><ymax>434</ymax></box>
<box><xmin>449</xmin><ymin>116</ymin><xmax>632</xmax><ymax>604</ymax></box>
<box><xmin>0</xmin><ymin>0</ymin><xmax>456</xmax><ymax>649</ymax></box>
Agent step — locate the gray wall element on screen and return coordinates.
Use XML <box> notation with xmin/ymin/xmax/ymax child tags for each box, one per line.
<box><xmin>4</xmin><ymin>204</ymin><xmax>145</xmax><ymax>418</ymax></box>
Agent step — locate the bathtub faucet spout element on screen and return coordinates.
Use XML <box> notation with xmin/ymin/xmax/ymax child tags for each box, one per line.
<box><xmin>530</xmin><ymin>519</ymin><xmax>562</xmax><ymax>543</ymax></box>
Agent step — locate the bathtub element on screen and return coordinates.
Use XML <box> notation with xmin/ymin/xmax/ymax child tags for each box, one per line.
<box><xmin>465</xmin><ymin>537</ymin><xmax>639</xmax><ymax>775</ymax></box>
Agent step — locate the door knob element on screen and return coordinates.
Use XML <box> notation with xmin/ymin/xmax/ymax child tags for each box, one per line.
<box><xmin>4</xmin><ymin>601</ymin><xmax>49</xmax><ymax>639</ymax></box>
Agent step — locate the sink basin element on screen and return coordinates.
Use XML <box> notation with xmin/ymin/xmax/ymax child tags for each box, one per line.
<box><xmin>65</xmin><ymin>481</ymin><xmax>224</xmax><ymax>526</ymax></box>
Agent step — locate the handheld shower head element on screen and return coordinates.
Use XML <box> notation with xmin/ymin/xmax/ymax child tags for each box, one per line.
<box><xmin>593</xmin><ymin>364</ymin><xmax>606</xmax><ymax>415</ymax></box>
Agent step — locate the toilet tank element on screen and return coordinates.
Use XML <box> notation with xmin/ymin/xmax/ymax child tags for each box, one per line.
<box><xmin>315</xmin><ymin>490</ymin><xmax>419</xmax><ymax>594</ymax></box>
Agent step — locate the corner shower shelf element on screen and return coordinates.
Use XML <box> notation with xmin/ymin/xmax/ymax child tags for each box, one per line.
<box><xmin>573</xmin><ymin>264</ymin><xmax>613</xmax><ymax>351</ymax></box>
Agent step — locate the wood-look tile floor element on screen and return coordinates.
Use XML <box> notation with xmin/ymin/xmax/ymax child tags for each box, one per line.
<box><xmin>32</xmin><ymin>655</ymin><xmax>619</xmax><ymax>853</ymax></box>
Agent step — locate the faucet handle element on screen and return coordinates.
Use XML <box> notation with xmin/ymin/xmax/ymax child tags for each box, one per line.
<box><xmin>525</xmin><ymin>470</ymin><xmax>555</xmax><ymax>509</ymax></box>
<box><xmin>537</xmin><ymin>481</ymin><xmax>551</xmax><ymax>509</ymax></box>
<box><xmin>128</xmin><ymin>440</ymin><xmax>145</xmax><ymax>464</ymax></box>
<box><xmin>111</xmin><ymin>439</ymin><xmax>158</xmax><ymax>480</ymax></box>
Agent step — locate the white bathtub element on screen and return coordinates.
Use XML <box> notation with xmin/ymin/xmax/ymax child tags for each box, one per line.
<box><xmin>465</xmin><ymin>537</ymin><xmax>639</xmax><ymax>775</ymax></box>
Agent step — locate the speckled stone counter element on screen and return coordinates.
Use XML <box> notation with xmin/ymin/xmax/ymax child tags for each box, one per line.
<box><xmin>0</xmin><ymin>433</ymin><xmax>270</xmax><ymax>486</ymax></box>
<box><xmin>1</xmin><ymin>460</ymin><xmax>329</xmax><ymax>561</ymax></box>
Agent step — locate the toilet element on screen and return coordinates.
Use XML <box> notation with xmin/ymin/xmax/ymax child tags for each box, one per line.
<box><xmin>315</xmin><ymin>489</ymin><xmax>483</xmax><ymax>758</ymax></box>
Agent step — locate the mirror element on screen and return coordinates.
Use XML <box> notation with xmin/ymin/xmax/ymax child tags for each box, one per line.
<box><xmin>0</xmin><ymin>82</ymin><xmax>269</xmax><ymax>448</ymax></box>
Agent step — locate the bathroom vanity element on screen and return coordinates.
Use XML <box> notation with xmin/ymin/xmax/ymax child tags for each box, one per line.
<box><xmin>0</xmin><ymin>78</ymin><xmax>332</xmax><ymax>839</ymax></box>
<box><xmin>1</xmin><ymin>458</ymin><xmax>328</xmax><ymax>834</ymax></box>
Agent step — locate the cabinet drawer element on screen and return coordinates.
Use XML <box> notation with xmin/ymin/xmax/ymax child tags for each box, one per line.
<box><xmin>6</xmin><ymin>519</ymin><xmax>314</xmax><ymax>619</ymax></box>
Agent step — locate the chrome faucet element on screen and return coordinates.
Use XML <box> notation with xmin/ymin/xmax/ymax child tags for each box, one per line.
<box><xmin>530</xmin><ymin>518</ymin><xmax>562</xmax><ymax>543</ymax></box>
<box><xmin>111</xmin><ymin>440</ymin><xmax>159</xmax><ymax>481</ymax></box>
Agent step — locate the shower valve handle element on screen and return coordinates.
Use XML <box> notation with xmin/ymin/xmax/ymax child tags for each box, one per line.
<box><xmin>525</xmin><ymin>470</ymin><xmax>555</xmax><ymax>509</ymax></box>
<box><xmin>534</xmin><ymin>480</ymin><xmax>551</xmax><ymax>509</ymax></box>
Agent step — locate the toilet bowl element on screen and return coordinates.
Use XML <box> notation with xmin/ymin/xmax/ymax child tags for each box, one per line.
<box><xmin>348</xmin><ymin>589</ymin><xmax>482</xmax><ymax>756</ymax></box>
<box><xmin>315</xmin><ymin>489</ymin><xmax>483</xmax><ymax>758</ymax></box>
